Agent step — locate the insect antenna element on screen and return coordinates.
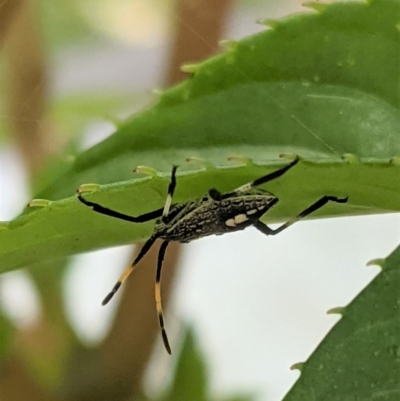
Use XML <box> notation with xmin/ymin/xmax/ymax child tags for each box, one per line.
<box><xmin>235</xmin><ymin>157</ymin><xmax>299</xmax><ymax>193</ymax></box>
<box><xmin>155</xmin><ymin>240</ymin><xmax>171</xmax><ymax>354</ymax></box>
<box><xmin>77</xmin><ymin>194</ymin><xmax>164</xmax><ymax>223</ymax></box>
<box><xmin>102</xmin><ymin>235</ymin><xmax>158</xmax><ymax>305</ymax></box>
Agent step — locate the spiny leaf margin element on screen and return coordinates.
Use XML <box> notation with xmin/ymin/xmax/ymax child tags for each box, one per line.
<box><xmin>283</xmin><ymin>245</ymin><xmax>400</xmax><ymax>400</ymax></box>
<box><xmin>0</xmin><ymin>0</ymin><xmax>399</xmax><ymax>272</ymax></box>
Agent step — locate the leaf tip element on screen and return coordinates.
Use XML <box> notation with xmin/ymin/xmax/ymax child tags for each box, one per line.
<box><xmin>28</xmin><ymin>199</ymin><xmax>53</xmax><ymax>208</ymax></box>
<box><xmin>390</xmin><ymin>155</ymin><xmax>400</xmax><ymax>165</ymax></box>
<box><xmin>366</xmin><ymin>258</ymin><xmax>386</xmax><ymax>268</ymax></box>
<box><xmin>180</xmin><ymin>63</ymin><xmax>200</xmax><ymax>74</ymax></box>
<box><xmin>77</xmin><ymin>183</ymin><xmax>102</xmax><ymax>194</ymax></box>
<box><xmin>302</xmin><ymin>1</ymin><xmax>329</xmax><ymax>13</ymax></box>
<box><xmin>290</xmin><ymin>362</ymin><xmax>305</xmax><ymax>371</ymax></box>
<box><xmin>186</xmin><ymin>156</ymin><xmax>204</xmax><ymax>162</ymax></box>
<box><xmin>256</xmin><ymin>18</ymin><xmax>281</xmax><ymax>29</ymax></box>
<box><xmin>219</xmin><ymin>39</ymin><xmax>238</xmax><ymax>51</ymax></box>
<box><xmin>151</xmin><ymin>88</ymin><xmax>164</xmax><ymax>96</ymax></box>
<box><xmin>279</xmin><ymin>153</ymin><xmax>301</xmax><ymax>163</ymax></box>
<box><xmin>327</xmin><ymin>306</ymin><xmax>346</xmax><ymax>316</ymax></box>
<box><xmin>133</xmin><ymin>165</ymin><xmax>157</xmax><ymax>176</ymax></box>
<box><xmin>227</xmin><ymin>155</ymin><xmax>252</xmax><ymax>165</ymax></box>
<box><xmin>342</xmin><ymin>153</ymin><xmax>360</xmax><ymax>164</ymax></box>
<box><xmin>186</xmin><ymin>157</ymin><xmax>214</xmax><ymax>169</ymax></box>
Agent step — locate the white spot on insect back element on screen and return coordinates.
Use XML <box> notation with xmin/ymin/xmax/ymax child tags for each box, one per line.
<box><xmin>226</xmin><ymin>214</ymin><xmax>249</xmax><ymax>227</ymax></box>
<box><xmin>246</xmin><ymin>209</ymin><xmax>258</xmax><ymax>215</ymax></box>
<box><xmin>234</xmin><ymin>214</ymin><xmax>248</xmax><ymax>224</ymax></box>
<box><xmin>225</xmin><ymin>218</ymin><xmax>236</xmax><ymax>227</ymax></box>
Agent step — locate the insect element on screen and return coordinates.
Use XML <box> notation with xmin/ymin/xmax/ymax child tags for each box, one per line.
<box><xmin>77</xmin><ymin>157</ymin><xmax>347</xmax><ymax>354</ymax></box>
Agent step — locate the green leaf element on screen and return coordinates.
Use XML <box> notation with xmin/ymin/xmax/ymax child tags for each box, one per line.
<box><xmin>0</xmin><ymin>0</ymin><xmax>399</xmax><ymax>272</ymax></box>
<box><xmin>283</xmin><ymin>246</ymin><xmax>400</xmax><ymax>400</ymax></box>
<box><xmin>50</xmin><ymin>91</ymin><xmax>151</xmax><ymax>137</ymax></box>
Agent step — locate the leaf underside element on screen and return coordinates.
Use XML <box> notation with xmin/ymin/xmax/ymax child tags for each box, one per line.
<box><xmin>0</xmin><ymin>0</ymin><xmax>399</xmax><ymax>274</ymax></box>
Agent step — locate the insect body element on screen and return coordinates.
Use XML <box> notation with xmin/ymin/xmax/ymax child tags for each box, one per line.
<box><xmin>155</xmin><ymin>189</ymin><xmax>277</xmax><ymax>242</ymax></box>
<box><xmin>77</xmin><ymin>157</ymin><xmax>347</xmax><ymax>354</ymax></box>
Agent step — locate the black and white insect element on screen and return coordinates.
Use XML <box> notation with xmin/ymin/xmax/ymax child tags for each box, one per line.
<box><xmin>77</xmin><ymin>157</ymin><xmax>347</xmax><ymax>354</ymax></box>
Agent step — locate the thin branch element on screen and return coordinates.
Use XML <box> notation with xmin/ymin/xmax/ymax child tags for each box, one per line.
<box><xmin>5</xmin><ymin>0</ymin><xmax>55</xmax><ymax>177</ymax></box>
<box><xmin>0</xmin><ymin>0</ymin><xmax>24</xmax><ymax>47</ymax></box>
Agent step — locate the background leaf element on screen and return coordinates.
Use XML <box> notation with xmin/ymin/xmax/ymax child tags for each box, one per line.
<box><xmin>163</xmin><ymin>327</ymin><xmax>208</xmax><ymax>401</ymax></box>
<box><xmin>283</xmin><ymin>246</ymin><xmax>400</xmax><ymax>400</ymax></box>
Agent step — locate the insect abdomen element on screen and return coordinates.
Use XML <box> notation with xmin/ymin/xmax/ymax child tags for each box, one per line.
<box><xmin>159</xmin><ymin>194</ymin><xmax>278</xmax><ymax>243</ymax></box>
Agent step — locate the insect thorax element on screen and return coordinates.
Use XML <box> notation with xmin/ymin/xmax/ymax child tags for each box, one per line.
<box><xmin>154</xmin><ymin>188</ymin><xmax>278</xmax><ymax>243</ymax></box>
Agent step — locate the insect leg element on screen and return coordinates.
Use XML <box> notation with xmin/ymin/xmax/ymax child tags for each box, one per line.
<box><xmin>234</xmin><ymin>157</ymin><xmax>299</xmax><ymax>192</ymax></box>
<box><xmin>78</xmin><ymin>194</ymin><xmax>164</xmax><ymax>223</ymax></box>
<box><xmin>162</xmin><ymin>165</ymin><xmax>178</xmax><ymax>220</ymax></box>
<box><xmin>254</xmin><ymin>196</ymin><xmax>348</xmax><ymax>236</ymax></box>
<box><xmin>102</xmin><ymin>235</ymin><xmax>158</xmax><ymax>305</ymax></box>
<box><xmin>208</xmin><ymin>188</ymin><xmax>223</xmax><ymax>201</ymax></box>
<box><xmin>155</xmin><ymin>240</ymin><xmax>171</xmax><ymax>354</ymax></box>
